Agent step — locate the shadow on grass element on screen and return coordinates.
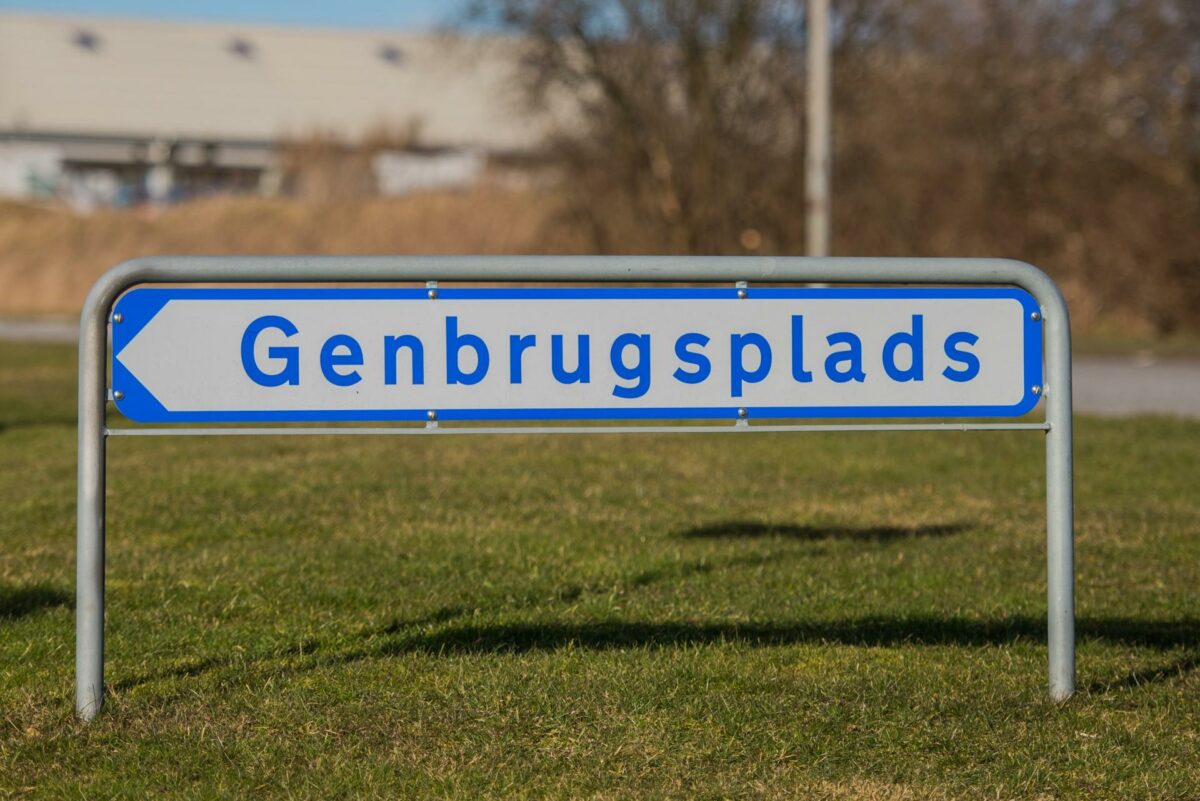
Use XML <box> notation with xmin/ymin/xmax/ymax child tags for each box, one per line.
<box><xmin>1086</xmin><ymin>653</ymin><xmax>1200</xmax><ymax>694</ymax></box>
<box><xmin>100</xmin><ymin>509</ymin><xmax>1186</xmax><ymax>701</ymax></box>
<box><xmin>115</xmin><ymin>613</ymin><xmax>1200</xmax><ymax>696</ymax></box>
<box><xmin>113</xmin><ymin>605</ymin><xmax>469</xmax><ymax>691</ymax></box>
<box><xmin>676</xmin><ymin>521</ymin><xmax>969</xmax><ymax>541</ymax></box>
<box><xmin>0</xmin><ymin>584</ymin><xmax>70</xmax><ymax>620</ymax></box>
<box><xmin>371</xmin><ymin>616</ymin><xmax>1200</xmax><ymax>656</ymax></box>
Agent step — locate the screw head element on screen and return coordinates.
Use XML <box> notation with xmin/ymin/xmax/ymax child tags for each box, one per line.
<box><xmin>426</xmin><ymin>409</ymin><xmax>438</xmax><ymax>421</ymax></box>
<box><xmin>737</xmin><ymin>407</ymin><xmax>748</xmax><ymax>418</ymax></box>
<box><xmin>1031</xmin><ymin>385</ymin><xmax>1042</xmax><ymax>395</ymax></box>
<box><xmin>427</xmin><ymin>288</ymin><xmax>438</xmax><ymax>300</ymax></box>
<box><xmin>1030</xmin><ymin>311</ymin><xmax>1041</xmax><ymax>321</ymax></box>
<box><xmin>736</xmin><ymin>288</ymin><xmax>747</xmax><ymax>299</ymax></box>
<box><xmin>112</xmin><ymin>389</ymin><xmax>125</xmax><ymax>401</ymax></box>
<box><xmin>112</xmin><ymin>312</ymin><xmax>123</xmax><ymax>323</ymax></box>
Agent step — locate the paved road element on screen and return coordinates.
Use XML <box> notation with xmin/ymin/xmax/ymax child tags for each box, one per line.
<box><xmin>1071</xmin><ymin>355</ymin><xmax>1200</xmax><ymax>418</ymax></box>
<box><xmin>1</xmin><ymin>317</ymin><xmax>1197</xmax><ymax>417</ymax></box>
<box><xmin>0</xmin><ymin>316</ymin><xmax>77</xmax><ymax>344</ymax></box>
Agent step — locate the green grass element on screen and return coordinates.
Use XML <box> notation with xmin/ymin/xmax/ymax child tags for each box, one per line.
<box><xmin>1</xmin><ymin>340</ymin><xmax>1197</xmax><ymax>799</ymax></box>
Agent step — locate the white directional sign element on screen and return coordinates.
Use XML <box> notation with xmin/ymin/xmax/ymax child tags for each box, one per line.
<box><xmin>110</xmin><ymin>287</ymin><xmax>1043</xmax><ymax>423</ymax></box>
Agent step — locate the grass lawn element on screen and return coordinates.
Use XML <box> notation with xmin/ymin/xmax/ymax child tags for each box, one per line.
<box><xmin>0</xmin><ymin>340</ymin><xmax>1197</xmax><ymax>799</ymax></box>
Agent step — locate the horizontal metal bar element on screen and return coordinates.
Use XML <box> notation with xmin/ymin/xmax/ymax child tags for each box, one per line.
<box><xmin>105</xmin><ymin>422</ymin><xmax>1050</xmax><ymax>437</ymax></box>
<box><xmin>86</xmin><ymin>255</ymin><xmax>1061</xmax><ymax>290</ymax></box>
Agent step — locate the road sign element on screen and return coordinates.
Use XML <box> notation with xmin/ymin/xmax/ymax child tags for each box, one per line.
<box><xmin>111</xmin><ymin>286</ymin><xmax>1043</xmax><ymax>423</ymax></box>
<box><xmin>78</xmin><ymin>257</ymin><xmax>1076</xmax><ymax>722</ymax></box>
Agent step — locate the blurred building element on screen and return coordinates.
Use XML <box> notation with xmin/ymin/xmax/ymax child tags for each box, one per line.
<box><xmin>0</xmin><ymin>12</ymin><xmax>543</xmax><ymax>208</ymax></box>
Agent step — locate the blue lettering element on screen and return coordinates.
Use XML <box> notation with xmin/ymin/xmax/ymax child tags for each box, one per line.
<box><xmin>883</xmin><ymin>315</ymin><xmax>925</xmax><ymax>382</ymax></box>
<box><xmin>611</xmin><ymin>333</ymin><xmax>651</xmax><ymax>398</ymax></box>
<box><xmin>731</xmin><ymin>333</ymin><xmax>772</xmax><ymax>397</ymax></box>
<box><xmin>384</xmin><ymin>335</ymin><xmax>424</xmax><ymax>385</ymax></box>
<box><xmin>551</xmin><ymin>334</ymin><xmax>590</xmax><ymax>384</ymax></box>
<box><xmin>942</xmin><ymin>331</ymin><xmax>980</xmax><ymax>382</ymax></box>
<box><xmin>446</xmin><ymin>316</ymin><xmax>489</xmax><ymax>385</ymax></box>
<box><xmin>790</xmin><ymin>315</ymin><xmax>814</xmax><ymax>383</ymax></box>
<box><xmin>509</xmin><ymin>334</ymin><xmax>537</xmax><ymax>383</ymax></box>
<box><xmin>241</xmin><ymin>315</ymin><xmax>299</xmax><ymax>387</ymax></box>
<box><xmin>320</xmin><ymin>334</ymin><xmax>363</xmax><ymax>386</ymax></box>
<box><xmin>672</xmin><ymin>332</ymin><xmax>711</xmax><ymax>384</ymax></box>
<box><xmin>825</xmin><ymin>332</ymin><xmax>866</xmax><ymax>383</ymax></box>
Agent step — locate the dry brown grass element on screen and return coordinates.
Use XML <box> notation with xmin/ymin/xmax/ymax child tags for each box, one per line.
<box><xmin>0</xmin><ymin>187</ymin><xmax>579</xmax><ymax>316</ymax></box>
<box><xmin>0</xmin><ymin>186</ymin><xmax>1191</xmax><ymax>342</ymax></box>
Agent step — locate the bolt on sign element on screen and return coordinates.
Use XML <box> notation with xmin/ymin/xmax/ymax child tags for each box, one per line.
<box><xmin>75</xmin><ymin>256</ymin><xmax>1075</xmax><ymax>722</ymax></box>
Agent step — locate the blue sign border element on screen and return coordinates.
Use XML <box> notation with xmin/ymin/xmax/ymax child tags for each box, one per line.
<box><xmin>112</xmin><ymin>286</ymin><xmax>1044</xmax><ymax>423</ymax></box>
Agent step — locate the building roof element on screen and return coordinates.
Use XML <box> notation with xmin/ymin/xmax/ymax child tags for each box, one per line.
<box><xmin>0</xmin><ymin>12</ymin><xmax>543</xmax><ymax>151</ymax></box>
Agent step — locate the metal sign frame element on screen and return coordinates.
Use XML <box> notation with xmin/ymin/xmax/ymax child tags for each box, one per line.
<box><xmin>75</xmin><ymin>256</ymin><xmax>1075</xmax><ymax>721</ymax></box>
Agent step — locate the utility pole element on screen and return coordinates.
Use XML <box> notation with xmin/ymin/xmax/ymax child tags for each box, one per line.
<box><xmin>806</xmin><ymin>0</ymin><xmax>831</xmax><ymax>257</ymax></box>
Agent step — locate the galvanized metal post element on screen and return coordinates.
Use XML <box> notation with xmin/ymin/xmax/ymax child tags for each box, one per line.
<box><xmin>75</xmin><ymin>256</ymin><xmax>1074</xmax><ymax>720</ymax></box>
<box><xmin>806</xmin><ymin>0</ymin><xmax>832</xmax><ymax>257</ymax></box>
<box><xmin>1042</xmin><ymin>291</ymin><xmax>1075</xmax><ymax>701</ymax></box>
<box><xmin>76</xmin><ymin>283</ymin><xmax>112</xmax><ymax>721</ymax></box>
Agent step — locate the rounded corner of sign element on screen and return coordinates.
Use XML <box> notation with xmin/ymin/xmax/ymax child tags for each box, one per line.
<box><xmin>111</xmin><ymin>398</ymin><xmax>133</xmax><ymax>421</ymax></box>
<box><xmin>1010</xmin><ymin>390</ymin><xmax>1044</xmax><ymax>418</ymax></box>
<box><xmin>111</xmin><ymin>370</ymin><xmax>171</xmax><ymax>423</ymax></box>
<box><xmin>112</xmin><ymin>395</ymin><xmax>162</xmax><ymax>424</ymax></box>
<box><xmin>111</xmin><ymin>287</ymin><xmax>174</xmax><ymax>352</ymax></box>
<box><xmin>112</xmin><ymin>284</ymin><xmax>153</xmax><ymax>312</ymax></box>
<box><xmin>111</xmin><ymin>394</ymin><xmax>144</xmax><ymax>423</ymax></box>
<box><xmin>1013</xmin><ymin>288</ymin><xmax>1041</xmax><ymax>316</ymax></box>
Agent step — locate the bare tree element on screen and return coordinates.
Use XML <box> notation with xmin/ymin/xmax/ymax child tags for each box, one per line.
<box><xmin>472</xmin><ymin>0</ymin><xmax>823</xmax><ymax>253</ymax></box>
<box><xmin>473</xmin><ymin>0</ymin><xmax>1200</xmax><ymax>333</ymax></box>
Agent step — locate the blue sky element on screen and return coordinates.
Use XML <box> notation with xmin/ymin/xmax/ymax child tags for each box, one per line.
<box><xmin>0</xmin><ymin>0</ymin><xmax>453</xmax><ymax>29</ymax></box>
